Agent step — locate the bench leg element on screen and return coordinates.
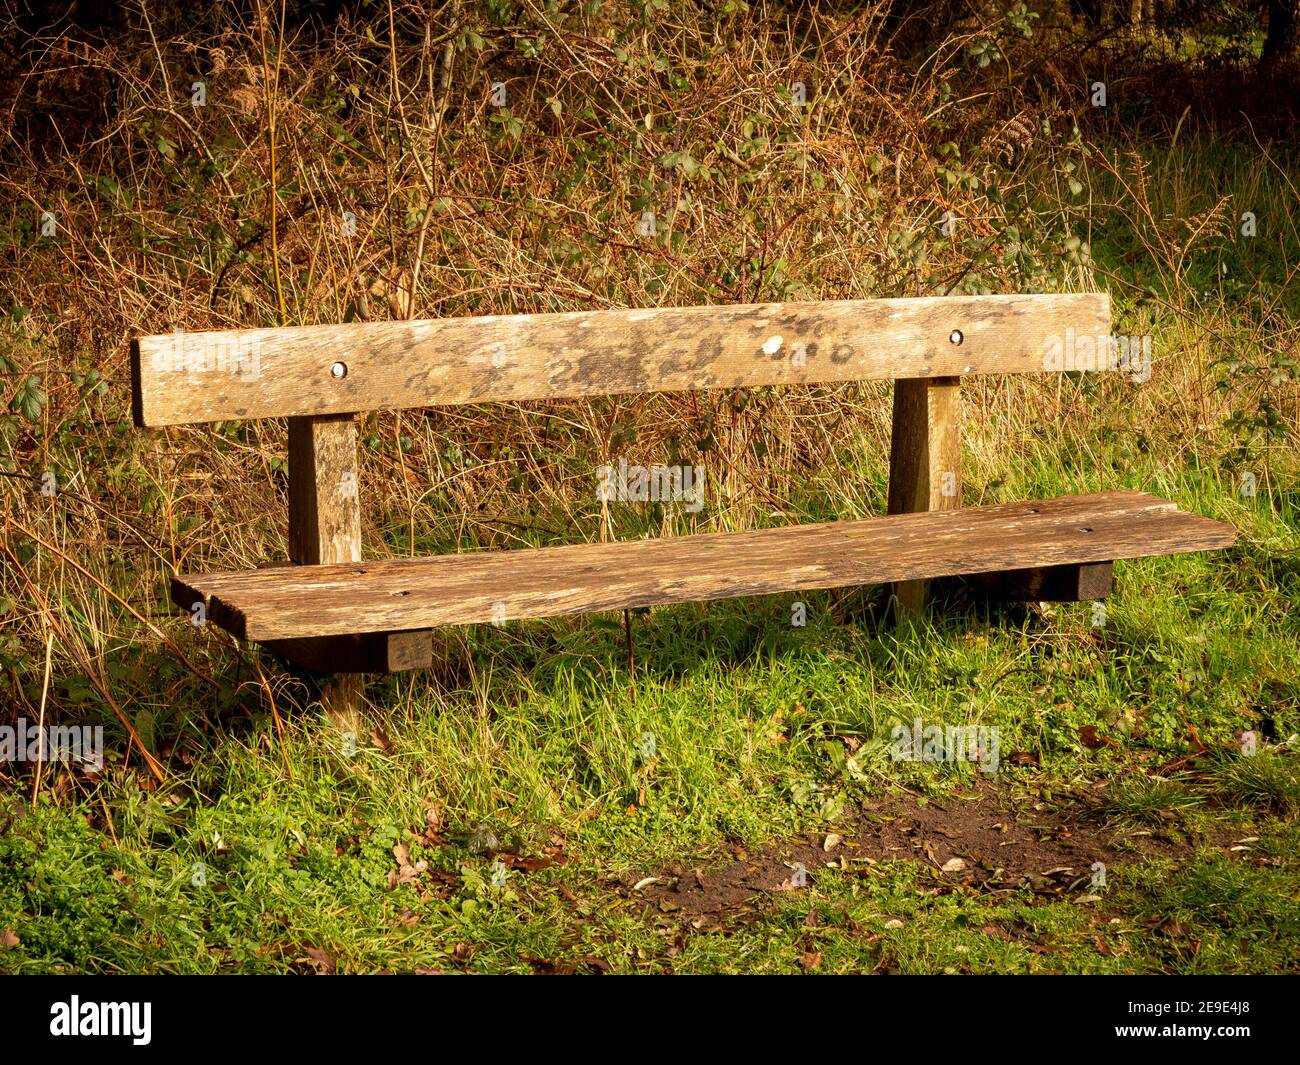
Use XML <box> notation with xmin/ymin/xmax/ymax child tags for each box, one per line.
<box><xmin>263</xmin><ymin>631</ymin><xmax>431</xmax><ymax>732</ymax></box>
<box><xmin>288</xmin><ymin>412</ymin><xmax>365</xmax><ymax>729</ymax></box>
<box><xmin>886</xmin><ymin>376</ymin><xmax>962</xmax><ymax>620</ymax></box>
<box><xmin>317</xmin><ymin>676</ymin><xmax>364</xmax><ymax>735</ymax></box>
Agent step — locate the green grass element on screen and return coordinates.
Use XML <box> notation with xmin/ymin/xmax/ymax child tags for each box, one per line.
<box><xmin>2</xmin><ymin>459</ymin><xmax>1297</xmax><ymax>973</ymax></box>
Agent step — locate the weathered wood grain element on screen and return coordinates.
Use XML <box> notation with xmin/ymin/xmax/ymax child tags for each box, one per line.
<box><xmin>131</xmin><ymin>293</ymin><xmax>1112</xmax><ymax>426</ymax></box>
<box><xmin>170</xmin><ymin>491</ymin><xmax>1234</xmax><ymax>642</ymax></box>
<box><xmin>285</xmin><ymin>414</ymin><xmax>364</xmax><ymax>724</ymax></box>
<box><xmin>887</xmin><ymin>376</ymin><xmax>962</xmax><ymax>615</ymax></box>
<box><xmin>237</xmin><ymin>563</ymin><xmax>431</xmax><ymax>672</ymax></box>
<box><xmin>287</xmin><ymin>414</ymin><xmax>362</xmax><ymax>567</ymax></box>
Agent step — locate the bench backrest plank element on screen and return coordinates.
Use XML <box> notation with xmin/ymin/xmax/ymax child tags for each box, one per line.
<box><xmin>131</xmin><ymin>293</ymin><xmax>1111</xmax><ymax>426</ymax></box>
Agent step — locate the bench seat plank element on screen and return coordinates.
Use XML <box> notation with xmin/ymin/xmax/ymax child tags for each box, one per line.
<box><xmin>173</xmin><ymin>491</ymin><xmax>1233</xmax><ymax>642</ymax></box>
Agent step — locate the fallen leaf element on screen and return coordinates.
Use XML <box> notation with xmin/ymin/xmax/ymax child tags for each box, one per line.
<box><xmin>0</xmin><ymin>928</ymin><xmax>19</xmax><ymax>949</ymax></box>
<box><xmin>424</xmin><ymin>805</ymin><xmax>443</xmax><ymax>836</ymax></box>
<box><xmin>823</xmin><ymin>833</ymin><xmax>843</xmax><ymax>852</ymax></box>
<box><xmin>1079</xmin><ymin>725</ymin><xmax>1115</xmax><ymax>750</ymax></box>
<box><xmin>390</xmin><ymin>841</ymin><xmax>428</xmax><ymax>886</ymax></box>
<box><xmin>499</xmin><ymin>852</ymin><xmax>553</xmax><ymax>872</ymax></box>
<box><xmin>303</xmin><ymin>947</ymin><xmax>336</xmax><ymax>975</ymax></box>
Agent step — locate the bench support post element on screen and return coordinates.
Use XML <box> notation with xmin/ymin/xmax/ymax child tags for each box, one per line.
<box><xmin>264</xmin><ymin>631</ymin><xmax>433</xmax><ymax>673</ymax></box>
<box><xmin>964</xmin><ymin>561</ymin><xmax>1115</xmax><ymax>602</ymax></box>
<box><xmin>887</xmin><ymin>376</ymin><xmax>962</xmax><ymax>619</ymax></box>
<box><xmin>286</xmin><ymin>413</ymin><xmax>365</xmax><ymax>732</ymax></box>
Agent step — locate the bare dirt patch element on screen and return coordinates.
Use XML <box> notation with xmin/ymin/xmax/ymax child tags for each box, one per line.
<box><xmin>625</xmin><ymin>783</ymin><xmax>1207</xmax><ymax>920</ymax></box>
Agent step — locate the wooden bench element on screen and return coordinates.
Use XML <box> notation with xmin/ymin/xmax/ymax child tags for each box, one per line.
<box><xmin>131</xmin><ymin>293</ymin><xmax>1236</xmax><ymax>723</ymax></box>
